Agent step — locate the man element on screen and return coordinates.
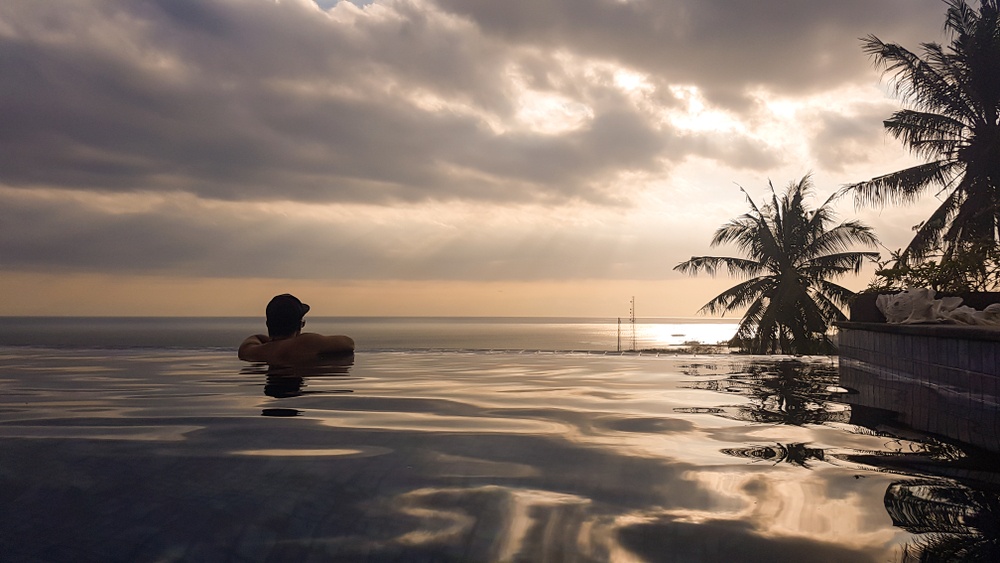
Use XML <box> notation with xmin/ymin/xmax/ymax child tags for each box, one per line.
<box><xmin>238</xmin><ymin>294</ymin><xmax>354</xmax><ymax>364</ymax></box>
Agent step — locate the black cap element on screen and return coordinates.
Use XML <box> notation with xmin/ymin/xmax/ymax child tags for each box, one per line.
<box><xmin>266</xmin><ymin>294</ymin><xmax>310</xmax><ymax>336</ymax></box>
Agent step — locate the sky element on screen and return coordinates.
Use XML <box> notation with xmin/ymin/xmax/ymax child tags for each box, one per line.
<box><xmin>0</xmin><ymin>0</ymin><xmax>954</xmax><ymax>317</ymax></box>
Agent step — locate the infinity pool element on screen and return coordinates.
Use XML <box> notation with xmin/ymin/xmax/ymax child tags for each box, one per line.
<box><xmin>1</xmin><ymin>348</ymin><xmax>996</xmax><ymax>561</ymax></box>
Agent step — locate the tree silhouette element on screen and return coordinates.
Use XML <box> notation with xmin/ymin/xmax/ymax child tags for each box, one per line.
<box><xmin>847</xmin><ymin>0</ymin><xmax>1000</xmax><ymax>266</ymax></box>
<box><xmin>676</xmin><ymin>176</ymin><xmax>878</xmax><ymax>354</ymax></box>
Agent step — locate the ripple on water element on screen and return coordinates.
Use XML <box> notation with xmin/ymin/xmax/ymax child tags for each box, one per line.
<box><xmin>1</xmin><ymin>348</ymin><xmax>998</xmax><ymax>562</ymax></box>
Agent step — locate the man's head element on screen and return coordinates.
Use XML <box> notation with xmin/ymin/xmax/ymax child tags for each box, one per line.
<box><xmin>266</xmin><ymin>294</ymin><xmax>310</xmax><ymax>338</ymax></box>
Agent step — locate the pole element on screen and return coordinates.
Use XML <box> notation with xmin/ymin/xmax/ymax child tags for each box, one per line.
<box><xmin>630</xmin><ymin>296</ymin><xmax>636</xmax><ymax>351</ymax></box>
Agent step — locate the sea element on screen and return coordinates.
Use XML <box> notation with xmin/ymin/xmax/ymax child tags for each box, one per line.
<box><xmin>0</xmin><ymin>316</ymin><xmax>740</xmax><ymax>352</ymax></box>
<box><xmin>1</xmin><ymin>317</ymin><xmax>997</xmax><ymax>562</ymax></box>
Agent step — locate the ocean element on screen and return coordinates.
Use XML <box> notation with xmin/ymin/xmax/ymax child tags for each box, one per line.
<box><xmin>1</xmin><ymin>317</ymin><xmax>997</xmax><ymax>561</ymax></box>
<box><xmin>0</xmin><ymin>316</ymin><xmax>741</xmax><ymax>352</ymax></box>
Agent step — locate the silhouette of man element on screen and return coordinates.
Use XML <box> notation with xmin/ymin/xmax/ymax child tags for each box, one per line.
<box><xmin>238</xmin><ymin>294</ymin><xmax>354</xmax><ymax>364</ymax></box>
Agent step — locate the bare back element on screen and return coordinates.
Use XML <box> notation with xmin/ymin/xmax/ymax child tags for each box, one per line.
<box><xmin>239</xmin><ymin>333</ymin><xmax>355</xmax><ymax>364</ymax></box>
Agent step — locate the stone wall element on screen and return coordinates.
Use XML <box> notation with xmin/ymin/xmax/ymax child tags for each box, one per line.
<box><xmin>838</xmin><ymin>322</ymin><xmax>1000</xmax><ymax>453</ymax></box>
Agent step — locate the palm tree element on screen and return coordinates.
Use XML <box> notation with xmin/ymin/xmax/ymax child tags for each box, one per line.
<box><xmin>675</xmin><ymin>176</ymin><xmax>878</xmax><ymax>354</ymax></box>
<box><xmin>847</xmin><ymin>0</ymin><xmax>1000</xmax><ymax>265</ymax></box>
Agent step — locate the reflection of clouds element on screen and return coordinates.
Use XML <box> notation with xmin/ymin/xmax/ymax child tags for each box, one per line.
<box><xmin>371</xmin><ymin>480</ymin><xmax>897</xmax><ymax>562</ymax></box>
<box><xmin>596</xmin><ymin>415</ymin><xmax>694</xmax><ymax>434</ymax></box>
<box><xmin>374</xmin><ymin>486</ymin><xmax>601</xmax><ymax>560</ymax></box>
<box><xmin>376</xmin><ymin>485</ymin><xmax>648</xmax><ymax>561</ymax></box>
<box><xmin>429</xmin><ymin>453</ymin><xmax>539</xmax><ymax>479</ymax></box>
<box><xmin>616</xmin><ymin>511</ymin><xmax>883</xmax><ymax>563</ymax></box>
<box><xmin>667</xmin><ymin>468</ymin><xmax>902</xmax><ymax>559</ymax></box>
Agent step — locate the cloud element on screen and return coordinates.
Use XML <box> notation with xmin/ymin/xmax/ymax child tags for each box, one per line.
<box><xmin>1</xmin><ymin>0</ymin><xmax>687</xmax><ymax>204</ymax></box>
<box><xmin>0</xmin><ymin>186</ymin><xmax>712</xmax><ymax>281</ymax></box>
<box><xmin>1</xmin><ymin>0</ymin><xmax>937</xmax><ymax>206</ymax></box>
<box><xmin>432</xmin><ymin>0</ymin><xmax>945</xmax><ymax>106</ymax></box>
<box><xmin>0</xmin><ymin>0</ymin><xmax>950</xmax><ymax>299</ymax></box>
<box><xmin>808</xmin><ymin>101</ymin><xmax>900</xmax><ymax>172</ymax></box>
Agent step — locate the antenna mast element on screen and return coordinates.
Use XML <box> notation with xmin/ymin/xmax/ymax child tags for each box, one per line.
<box><xmin>630</xmin><ymin>296</ymin><xmax>636</xmax><ymax>351</ymax></box>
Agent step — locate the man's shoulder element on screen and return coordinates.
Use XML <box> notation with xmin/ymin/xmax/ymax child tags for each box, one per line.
<box><xmin>292</xmin><ymin>333</ymin><xmax>355</xmax><ymax>356</ymax></box>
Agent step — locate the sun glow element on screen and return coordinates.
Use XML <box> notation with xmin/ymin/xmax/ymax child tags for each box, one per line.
<box><xmin>613</xmin><ymin>69</ymin><xmax>651</xmax><ymax>93</ymax></box>
<box><xmin>666</xmin><ymin>85</ymin><xmax>743</xmax><ymax>133</ymax></box>
<box><xmin>514</xmin><ymin>91</ymin><xmax>594</xmax><ymax>134</ymax></box>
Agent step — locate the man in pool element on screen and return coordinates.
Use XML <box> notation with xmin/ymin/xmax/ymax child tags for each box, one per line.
<box><xmin>238</xmin><ymin>294</ymin><xmax>355</xmax><ymax>363</ymax></box>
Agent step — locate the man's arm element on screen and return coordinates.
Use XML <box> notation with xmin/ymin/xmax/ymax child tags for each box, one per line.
<box><xmin>238</xmin><ymin>334</ymin><xmax>270</xmax><ymax>361</ymax></box>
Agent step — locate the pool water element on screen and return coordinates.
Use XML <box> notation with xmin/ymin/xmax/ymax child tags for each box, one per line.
<box><xmin>1</xmin><ymin>348</ymin><xmax>997</xmax><ymax>562</ymax></box>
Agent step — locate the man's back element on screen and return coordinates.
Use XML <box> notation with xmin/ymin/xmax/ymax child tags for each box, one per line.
<box><xmin>239</xmin><ymin>333</ymin><xmax>355</xmax><ymax>364</ymax></box>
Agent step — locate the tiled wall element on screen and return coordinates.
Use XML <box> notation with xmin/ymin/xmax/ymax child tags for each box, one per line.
<box><xmin>837</xmin><ymin>322</ymin><xmax>1000</xmax><ymax>453</ymax></box>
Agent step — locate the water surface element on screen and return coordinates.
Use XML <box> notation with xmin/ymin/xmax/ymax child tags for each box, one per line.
<box><xmin>0</xmin><ymin>316</ymin><xmax>738</xmax><ymax>351</ymax></box>
<box><xmin>1</xmin><ymin>347</ymin><xmax>997</xmax><ymax>561</ymax></box>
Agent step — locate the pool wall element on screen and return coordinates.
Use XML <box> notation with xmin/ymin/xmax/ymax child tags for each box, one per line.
<box><xmin>837</xmin><ymin>321</ymin><xmax>1000</xmax><ymax>453</ymax></box>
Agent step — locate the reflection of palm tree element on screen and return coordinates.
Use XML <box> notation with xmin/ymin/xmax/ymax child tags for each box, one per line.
<box><xmin>722</xmin><ymin>443</ymin><xmax>827</xmax><ymax>468</ymax></box>
<box><xmin>886</xmin><ymin>479</ymin><xmax>1000</xmax><ymax>561</ymax></box>
<box><xmin>675</xmin><ymin>176</ymin><xmax>877</xmax><ymax>354</ymax></box>
<box><xmin>685</xmin><ymin>360</ymin><xmax>847</xmax><ymax>426</ymax></box>
<box><xmin>847</xmin><ymin>0</ymin><xmax>1000</xmax><ymax>266</ymax></box>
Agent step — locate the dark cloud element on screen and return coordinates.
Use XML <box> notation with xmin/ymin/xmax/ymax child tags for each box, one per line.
<box><xmin>0</xmin><ymin>0</ymin><xmax>681</xmax><ymax>204</ymax></box>
<box><xmin>433</xmin><ymin>0</ymin><xmax>945</xmax><ymax>105</ymax></box>
<box><xmin>808</xmin><ymin>102</ymin><xmax>899</xmax><ymax>172</ymax></box>
<box><xmin>0</xmin><ymin>0</ymin><xmax>941</xmax><ymax>206</ymax></box>
<box><xmin>149</xmin><ymin>0</ymin><xmax>231</xmax><ymax>35</ymax></box>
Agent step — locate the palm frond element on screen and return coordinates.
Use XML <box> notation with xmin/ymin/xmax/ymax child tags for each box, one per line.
<box><xmin>942</xmin><ymin>174</ymin><xmax>1000</xmax><ymax>248</ymax></box>
<box><xmin>806</xmin><ymin>221</ymin><xmax>879</xmax><ymax>257</ymax></box>
<box><xmin>847</xmin><ymin>161</ymin><xmax>957</xmax><ymax>208</ymax></box>
<box><xmin>883</xmin><ymin>110</ymin><xmax>969</xmax><ymax>161</ymax></box>
<box><xmin>697</xmin><ymin>276</ymin><xmax>773</xmax><ymax>316</ymax></box>
<box><xmin>674</xmin><ymin>256</ymin><xmax>766</xmax><ymax>278</ymax></box>
<box><xmin>901</xmin><ymin>188</ymin><xmax>965</xmax><ymax>262</ymax></box>
<box><xmin>918</xmin><ymin>41</ymin><xmax>979</xmax><ymax>121</ymax></box>
<box><xmin>862</xmin><ymin>35</ymin><xmax>975</xmax><ymax>122</ymax></box>
<box><xmin>856</xmin><ymin>1</ymin><xmax>1000</xmax><ymax>259</ymax></box>
<box><xmin>804</xmin><ymin>251</ymin><xmax>881</xmax><ymax>276</ymax></box>
<box><xmin>814</xmin><ymin>279</ymin><xmax>858</xmax><ymax>309</ymax></box>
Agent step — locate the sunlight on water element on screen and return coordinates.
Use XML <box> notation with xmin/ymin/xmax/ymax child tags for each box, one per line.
<box><xmin>636</xmin><ymin>321</ymin><xmax>738</xmax><ymax>348</ymax></box>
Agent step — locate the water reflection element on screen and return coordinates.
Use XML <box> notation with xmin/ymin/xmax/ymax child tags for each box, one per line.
<box><xmin>6</xmin><ymin>348</ymin><xmax>1000</xmax><ymax>561</ymax></box>
<box><xmin>681</xmin><ymin>359</ymin><xmax>849</xmax><ymax>425</ymax></box>
<box><xmin>260</xmin><ymin>407</ymin><xmax>302</xmax><ymax>417</ymax></box>
<box><xmin>721</xmin><ymin>443</ymin><xmax>826</xmax><ymax>468</ymax></box>
<box><xmin>239</xmin><ymin>355</ymin><xmax>355</xmax><ymax>400</ymax></box>
<box><xmin>888</xmin><ymin>479</ymin><xmax>1000</xmax><ymax>562</ymax></box>
<box><xmin>682</xmin><ymin>357</ymin><xmax>1000</xmax><ymax>561</ymax></box>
